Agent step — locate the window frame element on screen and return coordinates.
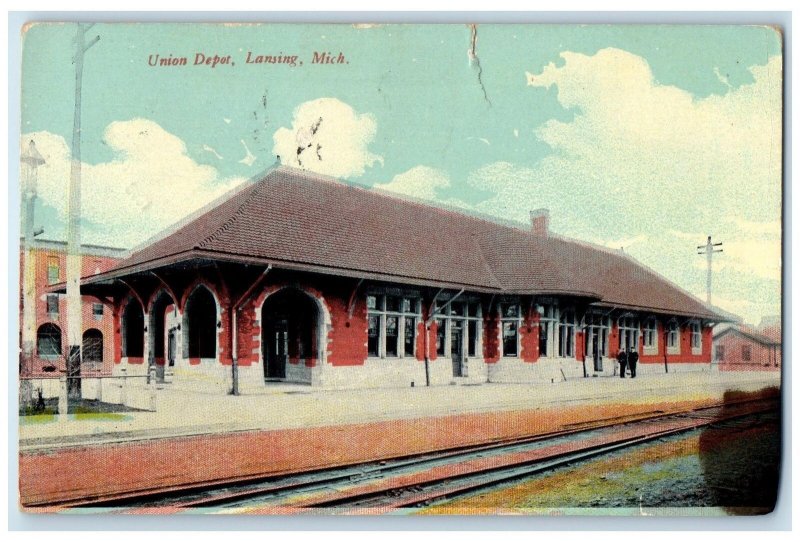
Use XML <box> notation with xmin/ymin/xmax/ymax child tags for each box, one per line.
<box><xmin>666</xmin><ymin>320</ymin><xmax>680</xmax><ymax>354</ymax></box>
<box><xmin>37</xmin><ymin>323</ymin><xmax>62</xmax><ymax>358</ymax></box>
<box><xmin>46</xmin><ymin>294</ymin><xmax>59</xmax><ymax>316</ymax></box>
<box><xmin>643</xmin><ymin>317</ymin><xmax>658</xmax><ymax>353</ymax></box>
<box><xmin>618</xmin><ymin>315</ymin><xmax>640</xmax><ymax>353</ymax></box>
<box><xmin>499</xmin><ymin>302</ymin><xmax>522</xmax><ymax>358</ymax></box>
<box><xmin>47</xmin><ymin>256</ymin><xmax>60</xmax><ymax>285</ymax></box>
<box><xmin>434</xmin><ymin>299</ymin><xmax>482</xmax><ymax>360</ymax></box>
<box><xmin>366</xmin><ymin>294</ymin><xmax>421</xmax><ymax>360</ymax></box>
<box><xmin>558</xmin><ymin>309</ymin><xmax>577</xmax><ymax>359</ymax></box>
<box><xmin>584</xmin><ymin>312</ymin><xmax>611</xmax><ymax>359</ymax></box>
<box><xmin>690</xmin><ymin>320</ymin><xmax>702</xmax><ymax>354</ymax></box>
<box><xmin>537</xmin><ymin>304</ymin><xmax>557</xmax><ymax>358</ymax></box>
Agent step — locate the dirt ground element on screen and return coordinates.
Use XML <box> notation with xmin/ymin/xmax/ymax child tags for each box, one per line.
<box><xmin>422</xmin><ymin>412</ymin><xmax>780</xmax><ymax>515</ymax></box>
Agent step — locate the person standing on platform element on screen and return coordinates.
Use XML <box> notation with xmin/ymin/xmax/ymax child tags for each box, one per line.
<box><xmin>616</xmin><ymin>348</ymin><xmax>628</xmax><ymax>378</ymax></box>
<box><xmin>628</xmin><ymin>347</ymin><xmax>639</xmax><ymax>378</ymax></box>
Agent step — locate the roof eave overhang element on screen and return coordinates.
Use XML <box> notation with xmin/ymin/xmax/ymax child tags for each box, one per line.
<box><xmin>593</xmin><ymin>300</ymin><xmax>732</xmax><ymax>322</ymax></box>
<box><xmin>77</xmin><ymin>249</ymin><xmax>508</xmax><ymax>295</ymax></box>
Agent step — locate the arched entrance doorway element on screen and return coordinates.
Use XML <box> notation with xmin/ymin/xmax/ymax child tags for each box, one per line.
<box><xmin>261</xmin><ymin>288</ymin><xmax>319</xmax><ymax>381</ymax></box>
<box><xmin>121</xmin><ymin>298</ymin><xmax>144</xmax><ymax>359</ymax></box>
<box><xmin>184</xmin><ymin>285</ymin><xmax>218</xmax><ymax>360</ymax></box>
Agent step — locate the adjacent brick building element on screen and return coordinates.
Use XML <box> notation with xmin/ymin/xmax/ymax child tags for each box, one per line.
<box><xmin>20</xmin><ymin>239</ymin><xmax>125</xmax><ymax>378</ymax></box>
<box><xmin>714</xmin><ymin>320</ymin><xmax>782</xmax><ymax>371</ymax></box>
<box><xmin>70</xmin><ymin>166</ymin><xmax>728</xmax><ymax>393</ymax></box>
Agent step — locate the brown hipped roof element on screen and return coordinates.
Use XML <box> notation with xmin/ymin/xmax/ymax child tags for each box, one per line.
<box><xmin>87</xmin><ymin>166</ymin><xmax>722</xmax><ymax>320</ymax></box>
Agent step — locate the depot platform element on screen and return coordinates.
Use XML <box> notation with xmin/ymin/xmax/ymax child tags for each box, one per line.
<box><xmin>18</xmin><ymin>370</ymin><xmax>781</xmax><ymax>451</ymax></box>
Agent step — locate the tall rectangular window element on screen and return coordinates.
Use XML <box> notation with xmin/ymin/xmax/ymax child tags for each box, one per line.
<box><xmin>716</xmin><ymin>345</ymin><xmax>725</xmax><ymax>361</ymax></box>
<box><xmin>537</xmin><ymin>305</ymin><xmax>556</xmax><ymax>358</ymax></box>
<box><xmin>385</xmin><ymin>316</ymin><xmax>399</xmax><ymax>357</ymax></box>
<box><xmin>742</xmin><ymin>345</ymin><xmax>752</xmax><ymax>362</ymax></box>
<box><xmin>559</xmin><ymin>310</ymin><xmax>576</xmax><ymax>358</ymax></box>
<box><xmin>366</xmin><ymin>294</ymin><xmax>420</xmax><ymax>359</ymax></box>
<box><xmin>367</xmin><ymin>314</ymin><xmax>380</xmax><ymax>357</ymax></box>
<box><xmin>500</xmin><ymin>303</ymin><xmax>521</xmax><ymax>357</ymax></box>
<box><xmin>585</xmin><ymin>313</ymin><xmax>611</xmax><ymax>358</ymax></box>
<box><xmin>404</xmin><ymin>317</ymin><xmax>416</xmax><ymax>357</ymax></box>
<box><xmin>46</xmin><ymin>294</ymin><xmax>59</xmax><ymax>315</ymax></box>
<box><xmin>667</xmin><ymin>321</ymin><xmax>679</xmax><ymax>349</ymax></box>
<box><xmin>47</xmin><ymin>256</ymin><xmax>60</xmax><ymax>285</ymax></box>
<box><xmin>643</xmin><ymin>318</ymin><xmax>657</xmax><ymax>349</ymax></box>
<box><xmin>690</xmin><ymin>321</ymin><xmax>702</xmax><ymax>351</ymax></box>
<box><xmin>436</xmin><ymin>318</ymin><xmax>446</xmax><ymax>356</ymax></box>
<box><xmin>92</xmin><ymin>303</ymin><xmax>104</xmax><ymax>317</ymax></box>
<box><xmin>618</xmin><ymin>316</ymin><xmax>640</xmax><ymax>352</ymax></box>
<box><xmin>468</xmin><ymin>320</ymin><xmax>478</xmax><ymax>357</ymax></box>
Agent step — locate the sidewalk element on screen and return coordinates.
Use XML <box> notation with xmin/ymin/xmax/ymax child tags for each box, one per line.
<box><xmin>19</xmin><ymin>370</ymin><xmax>781</xmax><ymax>450</ymax></box>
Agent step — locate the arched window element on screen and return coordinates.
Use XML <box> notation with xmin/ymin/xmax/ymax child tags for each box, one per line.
<box><xmin>185</xmin><ymin>286</ymin><xmax>217</xmax><ymax>359</ymax></box>
<box><xmin>82</xmin><ymin>329</ymin><xmax>103</xmax><ymax>363</ymax></box>
<box><xmin>37</xmin><ymin>323</ymin><xmax>62</xmax><ymax>357</ymax></box>
<box><xmin>122</xmin><ymin>299</ymin><xmax>144</xmax><ymax>357</ymax></box>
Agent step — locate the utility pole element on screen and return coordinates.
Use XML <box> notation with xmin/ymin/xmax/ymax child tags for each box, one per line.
<box><xmin>20</xmin><ymin>141</ymin><xmax>45</xmax><ymax>406</ymax></box>
<box><xmin>697</xmin><ymin>235</ymin><xmax>723</xmax><ymax>305</ymax></box>
<box><xmin>66</xmin><ymin>23</ymin><xmax>100</xmax><ymax>400</ymax></box>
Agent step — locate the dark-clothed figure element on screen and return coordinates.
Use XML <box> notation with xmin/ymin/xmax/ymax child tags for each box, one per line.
<box><xmin>628</xmin><ymin>348</ymin><xmax>639</xmax><ymax>378</ymax></box>
<box><xmin>616</xmin><ymin>349</ymin><xmax>628</xmax><ymax>378</ymax></box>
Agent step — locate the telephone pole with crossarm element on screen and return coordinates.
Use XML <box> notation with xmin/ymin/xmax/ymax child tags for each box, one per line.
<box><xmin>66</xmin><ymin>23</ymin><xmax>100</xmax><ymax>400</ymax></box>
<box><xmin>697</xmin><ymin>235</ymin><xmax>723</xmax><ymax>305</ymax></box>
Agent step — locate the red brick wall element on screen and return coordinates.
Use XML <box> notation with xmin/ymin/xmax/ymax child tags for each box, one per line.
<box><xmin>716</xmin><ymin>332</ymin><xmax>781</xmax><ymax>371</ymax></box>
<box><xmin>520</xmin><ymin>309</ymin><xmax>538</xmax><ymax>363</ymax></box>
<box><xmin>575</xmin><ymin>330</ymin><xmax>585</xmax><ymax>362</ymax></box>
<box><xmin>482</xmin><ymin>306</ymin><xmax>500</xmax><ymax>363</ymax></box>
<box><xmin>105</xmin><ymin>266</ymin><xmax>718</xmax><ymax>376</ymax></box>
<box><xmin>21</xmin><ymin>246</ymin><xmax>121</xmax><ymax>376</ymax></box>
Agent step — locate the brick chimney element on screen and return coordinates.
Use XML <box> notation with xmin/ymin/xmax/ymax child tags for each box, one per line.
<box><xmin>530</xmin><ymin>208</ymin><xmax>550</xmax><ymax>237</ymax></box>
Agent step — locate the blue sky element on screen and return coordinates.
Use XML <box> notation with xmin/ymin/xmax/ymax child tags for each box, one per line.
<box><xmin>20</xmin><ymin>23</ymin><xmax>782</xmax><ymax>323</ymax></box>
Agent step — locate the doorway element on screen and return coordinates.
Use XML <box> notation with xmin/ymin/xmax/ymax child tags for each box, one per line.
<box><xmin>261</xmin><ymin>288</ymin><xmax>319</xmax><ymax>382</ymax></box>
<box><xmin>266</xmin><ymin>320</ymin><xmax>289</xmax><ymax>379</ymax></box>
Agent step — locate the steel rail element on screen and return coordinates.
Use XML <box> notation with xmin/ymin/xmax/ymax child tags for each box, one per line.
<box><xmin>301</xmin><ymin>406</ymin><xmax>779</xmax><ymax>510</ymax></box>
<box><xmin>66</xmin><ymin>395</ymin><xmax>779</xmax><ymax>511</ymax></box>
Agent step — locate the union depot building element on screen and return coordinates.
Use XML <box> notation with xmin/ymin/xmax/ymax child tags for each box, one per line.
<box><xmin>72</xmin><ymin>166</ymin><xmax>725</xmax><ymax>393</ymax></box>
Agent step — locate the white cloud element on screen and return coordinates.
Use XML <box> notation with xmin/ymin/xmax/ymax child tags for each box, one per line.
<box><xmin>24</xmin><ymin>119</ymin><xmax>246</xmax><ymax>248</ymax></box>
<box><xmin>476</xmin><ymin>48</ymin><xmax>782</xmax><ymax>323</ymax></box>
<box><xmin>374</xmin><ymin>166</ymin><xmax>450</xmax><ymax>200</ymax></box>
<box><xmin>272</xmin><ymin>98</ymin><xmax>383</xmax><ymax>178</ymax></box>
<box><xmin>522</xmin><ymin>48</ymin><xmax>781</xmax><ymax>223</ymax></box>
<box><xmin>671</xmin><ymin>225</ymin><xmax>781</xmax><ymax>283</ymax></box>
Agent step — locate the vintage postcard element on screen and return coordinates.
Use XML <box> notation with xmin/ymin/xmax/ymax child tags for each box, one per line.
<box><xmin>16</xmin><ymin>22</ymin><xmax>783</xmax><ymax>517</ymax></box>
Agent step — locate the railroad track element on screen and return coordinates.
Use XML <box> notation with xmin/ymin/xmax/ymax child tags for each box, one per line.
<box><xmin>59</xmin><ymin>395</ymin><xmax>779</xmax><ymax>513</ymax></box>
